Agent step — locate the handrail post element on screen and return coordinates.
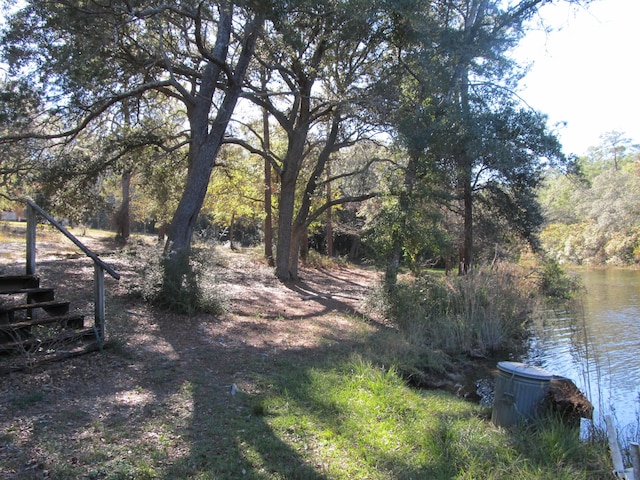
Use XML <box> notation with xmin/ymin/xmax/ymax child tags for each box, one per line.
<box><xmin>631</xmin><ymin>442</ymin><xmax>640</xmax><ymax>480</ymax></box>
<box><xmin>94</xmin><ymin>263</ymin><xmax>106</xmax><ymax>344</ymax></box>
<box><xmin>26</xmin><ymin>203</ymin><xmax>36</xmax><ymax>275</ymax></box>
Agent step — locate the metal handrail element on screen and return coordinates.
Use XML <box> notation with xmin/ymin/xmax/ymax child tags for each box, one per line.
<box><xmin>20</xmin><ymin>197</ymin><xmax>120</xmax><ymax>344</ymax></box>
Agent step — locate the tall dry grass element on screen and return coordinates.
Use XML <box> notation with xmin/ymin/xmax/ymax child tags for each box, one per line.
<box><xmin>366</xmin><ymin>262</ymin><xmax>549</xmax><ymax>375</ymax></box>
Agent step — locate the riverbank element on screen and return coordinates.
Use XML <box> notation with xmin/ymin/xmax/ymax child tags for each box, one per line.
<box><xmin>0</xmin><ymin>228</ymin><xmax>614</xmax><ymax>478</ymax></box>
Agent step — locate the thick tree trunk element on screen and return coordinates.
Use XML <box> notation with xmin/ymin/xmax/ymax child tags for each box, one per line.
<box><xmin>277</xmin><ymin>114</ymin><xmax>338</xmax><ymax>279</ymax></box>
<box><xmin>167</xmin><ymin>142</ymin><xmax>218</xmax><ymax>255</ymax></box>
<box><xmin>275</xmin><ymin>171</ymin><xmax>297</xmax><ymax>280</ymax></box>
<box><xmin>385</xmin><ymin>245</ymin><xmax>402</xmax><ymax>286</ymax></box>
<box><xmin>274</xmin><ymin>120</ymin><xmax>310</xmax><ymax>280</ymax></box>
<box><xmin>164</xmin><ymin>11</ymin><xmax>263</xmax><ymax>291</ymax></box>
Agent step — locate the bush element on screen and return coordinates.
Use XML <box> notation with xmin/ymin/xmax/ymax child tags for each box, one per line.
<box><xmin>539</xmin><ymin>258</ymin><xmax>582</xmax><ymax>300</ymax></box>
<box><xmin>366</xmin><ymin>262</ymin><xmax>538</xmax><ymax>378</ymax></box>
<box><xmin>124</xmin><ymin>242</ymin><xmax>226</xmax><ymax>316</ymax></box>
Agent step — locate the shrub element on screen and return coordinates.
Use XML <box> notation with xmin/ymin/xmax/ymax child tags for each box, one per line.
<box><xmin>124</xmin><ymin>242</ymin><xmax>226</xmax><ymax>316</ymax></box>
<box><xmin>538</xmin><ymin>257</ymin><xmax>582</xmax><ymax>300</ymax></box>
<box><xmin>366</xmin><ymin>262</ymin><xmax>538</xmax><ymax>378</ymax></box>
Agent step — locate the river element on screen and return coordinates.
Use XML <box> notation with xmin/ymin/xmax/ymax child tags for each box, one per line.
<box><xmin>524</xmin><ymin>268</ymin><xmax>640</xmax><ymax>437</ymax></box>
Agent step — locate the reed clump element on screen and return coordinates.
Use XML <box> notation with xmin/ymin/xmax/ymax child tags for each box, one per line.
<box><xmin>367</xmin><ymin>262</ymin><xmax>546</xmax><ymax>376</ymax></box>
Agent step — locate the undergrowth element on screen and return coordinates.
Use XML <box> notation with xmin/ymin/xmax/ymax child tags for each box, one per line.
<box><xmin>366</xmin><ymin>262</ymin><xmax>538</xmax><ymax>376</ymax></box>
<box><xmin>120</xmin><ymin>241</ymin><xmax>226</xmax><ymax>316</ymax></box>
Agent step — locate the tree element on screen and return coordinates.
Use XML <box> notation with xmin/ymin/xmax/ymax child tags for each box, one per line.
<box><xmin>1</xmin><ymin>0</ymin><xmax>267</xmax><ymax>290</ymax></box>
<box><xmin>381</xmin><ymin>0</ymin><xmax>578</xmax><ymax>279</ymax></box>
<box><xmin>235</xmin><ymin>0</ymin><xmax>391</xmax><ymax>279</ymax></box>
<box><xmin>0</xmin><ymin>79</ymin><xmax>45</xmax><ymax>201</ymax></box>
<box><xmin>598</xmin><ymin>130</ymin><xmax>633</xmax><ymax>171</ymax></box>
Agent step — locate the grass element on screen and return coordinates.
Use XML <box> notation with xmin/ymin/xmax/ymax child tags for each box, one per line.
<box><xmin>234</xmin><ymin>356</ymin><xmax>611</xmax><ymax>480</ymax></box>
<box><xmin>1</xmin><ymin>344</ymin><xmax>613</xmax><ymax>479</ymax></box>
<box><xmin>32</xmin><ymin>359</ymin><xmax>611</xmax><ymax>479</ymax></box>
<box><xmin>0</xmin><ymin>231</ymin><xmax>614</xmax><ymax>479</ymax></box>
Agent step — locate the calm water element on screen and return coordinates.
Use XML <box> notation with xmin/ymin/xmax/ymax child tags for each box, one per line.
<box><xmin>524</xmin><ymin>269</ymin><xmax>640</xmax><ymax>432</ymax></box>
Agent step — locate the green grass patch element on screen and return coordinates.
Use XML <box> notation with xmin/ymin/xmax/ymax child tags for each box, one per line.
<box><xmin>1</xmin><ymin>354</ymin><xmax>612</xmax><ymax>479</ymax></box>
<box><xmin>234</xmin><ymin>356</ymin><xmax>611</xmax><ymax>479</ymax></box>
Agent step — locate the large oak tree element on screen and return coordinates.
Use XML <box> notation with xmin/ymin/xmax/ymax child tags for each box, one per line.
<box><xmin>1</xmin><ymin>0</ymin><xmax>266</xmax><ymax>285</ymax></box>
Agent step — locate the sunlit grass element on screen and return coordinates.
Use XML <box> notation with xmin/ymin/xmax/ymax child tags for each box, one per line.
<box><xmin>237</xmin><ymin>356</ymin><xmax>611</xmax><ymax>479</ymax></box>
<box><xmin>1</xmin><ymin>334</ymin><xmax>613</xmax><ymax>479</ymax></box>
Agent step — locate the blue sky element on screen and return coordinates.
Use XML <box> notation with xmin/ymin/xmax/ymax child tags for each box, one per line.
<box><xmin>514</xmin><ymin>0</ymin><xmax>640</xmax><ymax>156</ymax></box>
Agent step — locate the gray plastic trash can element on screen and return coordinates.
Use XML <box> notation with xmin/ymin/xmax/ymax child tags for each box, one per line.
<box><xmin>491</xmin><ymin>361</ymin><xmax>555</xmax><ymax>427</ymax></box>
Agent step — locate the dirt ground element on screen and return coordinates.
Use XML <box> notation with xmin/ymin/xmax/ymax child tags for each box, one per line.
<box><xmin>0</xmin><ymin>230</ymin><xmax>390</xmax><ymax>478</ymax></box>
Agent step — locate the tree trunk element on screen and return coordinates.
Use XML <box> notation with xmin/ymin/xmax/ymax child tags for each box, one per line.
<box><xmin>166</xmin><ymin>141</ymin><xmax>219</xmax><ymax>255</ymax></box>
<box><xmin>462</xmin><ymin>178</ymin><xmax>473</xmax><ymax>274</ymax></box>
<box><xmin>275</xmin><ymin>169</ymin><xmax>298</xmax><ymax>280</ymax></box>
<box><xmin>115</xmin><ymin>170</ymin><xmax>131</xmax><ymax>243</ymax></box>
<box><xmin>229</xmin><ymin>212</ymin><xmax>236</xmax><ymax>250</ymax></box>
<box><xmin>455</xmin><ymin>54</ymin><xmax>473</xmax><ymax>275</ymax></box>
<box><xmin>456</xmin><ymin>158</ymin><xmax>474</xmax><ymax>275</ymax></box>
<box><xmin>288</xmin><ymin>223</ymin><xmax>308</xmax><ymax>279</ymax></box>
<box><xmin>164</xmin><ymin>11</ymin><xmax>263</xmax><ymax>289</ymax></box>
<box><xmin>274</xmin><ymin>117</ymin><xmax>310</xmax><ymax>279</ymax></box>
<box><xmin>263</xmin><ymin>93</ymin><xmax>274</xmax><ymax>266</ymax></box>
<box><xmin>277</xmin><ymin>113</ymin><xmax>338</xmax><ymax>279</ymax></box>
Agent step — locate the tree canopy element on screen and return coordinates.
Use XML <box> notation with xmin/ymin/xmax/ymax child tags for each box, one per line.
<box><xmin>0</xmin><ymin>0</ymin><xmax>591</xmax><ymax>288</ymax></box>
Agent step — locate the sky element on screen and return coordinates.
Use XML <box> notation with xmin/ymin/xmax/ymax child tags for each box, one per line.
<box><xmin>513</xmin><ymin>0</ymin><xmax>640</xmax><ymax>156</ymax></box>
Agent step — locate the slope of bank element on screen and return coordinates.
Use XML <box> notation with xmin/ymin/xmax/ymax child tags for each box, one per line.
<box><xmin>0</xmin><ymin>228</ymin><xmax>613</xmax><ymax>479</ymax></box>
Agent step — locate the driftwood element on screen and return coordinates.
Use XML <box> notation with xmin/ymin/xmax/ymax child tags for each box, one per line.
<box><xmin>545</xmin><ymin>377</ymin><xmax>593</xmax><ymax>426</ymax></box>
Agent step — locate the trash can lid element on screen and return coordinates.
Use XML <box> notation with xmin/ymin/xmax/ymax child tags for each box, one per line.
<box><xmin>497</xmin><ymin>361</ymin><xmax>556</xmax><ymax>381</ymax></box>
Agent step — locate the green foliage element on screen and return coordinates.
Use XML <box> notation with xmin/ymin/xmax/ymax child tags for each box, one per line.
<box><xmin>124</xmin><ymin>241</ymin><xmax>226</xmax><ymax>316</ymax></box>
<box><xmin>540</xmin><ymin>133</ymin><xmax>640</xmax><ymax>266</ymax></box>
<box><xmin>362</xmin><ymin>192</ymin><xmax>450</xmax><ymax>273</ymax></box>
<box><xmin>203</xmin><ymin>144</ymin><xmax>264</xmax><ymax>234</ymax></box>
<box><xmin>368</xmin><ymin>263</ymin><xmax>537</xmax><ymax>378</ymax></box>
<box><xmin>539</xmin><ymin>258</ymin><xmax>583</xmax><ymax>300</ymax></box>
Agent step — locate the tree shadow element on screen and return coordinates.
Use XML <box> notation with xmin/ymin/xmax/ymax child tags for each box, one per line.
<box><xmin>1</xmin><ymin>250</ymin><xmax>593</xmax><ymax>479</ymax></box>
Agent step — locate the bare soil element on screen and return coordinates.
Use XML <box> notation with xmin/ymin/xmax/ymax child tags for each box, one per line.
<box><xmin>0</xmin><ymin>229</ymin><xmax>388</xmax><ymax>478</ymax></box>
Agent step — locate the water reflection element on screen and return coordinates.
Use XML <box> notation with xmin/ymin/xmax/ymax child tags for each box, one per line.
<box><xmin>524</xmin><ymin>269</ymin><xmax>640</xmax><ymax>434</ymax></box>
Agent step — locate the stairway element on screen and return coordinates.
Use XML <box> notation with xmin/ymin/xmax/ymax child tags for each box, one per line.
<box><xmin>0</xmin><ymin>273</ymin><xmax>101</xmax><ymax>371</ymax></box>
